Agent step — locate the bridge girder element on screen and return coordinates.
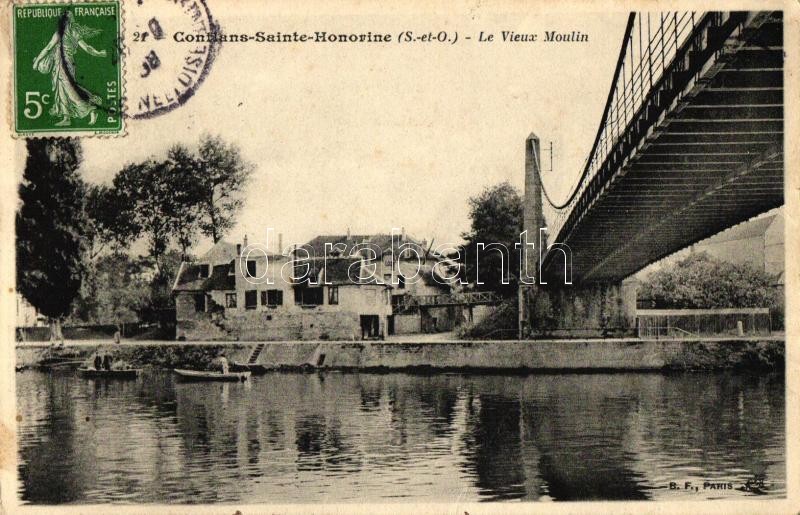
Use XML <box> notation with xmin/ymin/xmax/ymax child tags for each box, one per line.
<box><xmin>542</xmin><ymin>11</ymin><xmax>783</xmax><ymax>284</ymax></box>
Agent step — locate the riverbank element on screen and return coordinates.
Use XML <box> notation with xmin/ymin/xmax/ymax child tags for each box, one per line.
<box><xmin>15</xmin><ymin>336</ymin><xmax>784</xmax><ymax>371</ymax></box>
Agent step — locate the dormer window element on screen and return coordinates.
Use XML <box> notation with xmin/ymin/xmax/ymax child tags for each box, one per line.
<box><xmin>198</xmin><ymin>264</ymin><xmax>210</xmax><ymax>278</ymax></box>
<box><xmin>246</xmin><ymin>260</ymin><xmax>257</xmax><ymax>277</ymax></box>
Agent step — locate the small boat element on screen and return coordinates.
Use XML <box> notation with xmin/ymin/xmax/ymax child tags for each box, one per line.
<box><xmin>39</xmin><ymin>359</ymin><xmax>86</xmax><ymax>370</ymax></box>
<box><xmin>173</xmin><ymin>369</ymin><xmax>251</xmax><ymax>382</ymax></box>
<box><xmin>78</xmin><ymin>368</ymin><xmax>141</xmax><ymax>379</ymax></box>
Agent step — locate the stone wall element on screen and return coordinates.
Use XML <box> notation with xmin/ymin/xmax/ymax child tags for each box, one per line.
<box><xmin>247</xmin><ymin>338</ymin><xmax>783</xmax><ymax>370</ymax></box>
<box><xmin>393</xmin><ymin>314</ymin><xmax>421</xmax><ymax>334</ymax></box>
<box><xmin>177</xmin><ymin>308</ymin><xmax>363</xmax><ymax>341</ymax></box>
<box><xmin>16</xmin><ymin>338</ymin><xmax>783</xmax><ymax>371</ymax></box>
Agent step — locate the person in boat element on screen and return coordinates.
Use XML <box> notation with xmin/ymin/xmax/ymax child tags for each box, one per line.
<box><xmin>102</xmin><ymin>354</ymin><xmax>112</xmax><ymax>371</ymax></box>
<box><xmin>93</xmin><ymin>354</ymin><xmax>102</xmax><ymax>370</ymax></box>
<box><xmin>211</xmin><ymin>356</ymin><xmax>230</xmax><ymax>374</ymax></box>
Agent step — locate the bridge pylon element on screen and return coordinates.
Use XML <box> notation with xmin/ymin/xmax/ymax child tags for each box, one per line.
<box><xmin>519</xmin><ymin>133</ymin><xmax>544</xmax><ymax>339</ymax></box>
<box><xmin>520</xmin><ymin>133</ymin><xmax>637</xmax><ymax>339</ymax></box>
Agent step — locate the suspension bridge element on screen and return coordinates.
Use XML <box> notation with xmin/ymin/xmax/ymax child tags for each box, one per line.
<box><xmin>521</xmin><ymin>11</ymin><xmax>783</xmax><ymax>337</ymax></box>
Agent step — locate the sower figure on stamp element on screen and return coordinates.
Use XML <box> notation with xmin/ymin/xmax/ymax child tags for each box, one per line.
<box><xmin>32</xmin><ymin>11</ymin><xmax>106</xmax><ymax>127</ymax></box>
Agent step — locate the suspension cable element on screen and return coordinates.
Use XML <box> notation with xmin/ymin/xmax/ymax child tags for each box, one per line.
<box><xmin>538</xmin><ymin>13</ymin><xmax>636</xmax><ymax>210</ymax></box>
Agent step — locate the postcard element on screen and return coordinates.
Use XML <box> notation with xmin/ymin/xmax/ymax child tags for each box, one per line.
<box><xmin>0</xmin><ymin>1</ymin><xmax>796</xmax><ymax>513</ymax></box>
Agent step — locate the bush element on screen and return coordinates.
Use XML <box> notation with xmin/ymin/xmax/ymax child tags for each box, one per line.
<box><xmin>120</xmin><ymin>345</ymin><xmax>228</xmax><ymax>370</ymax></box>
<box><xmin>458</xmin><ymin>300</ymin><xmax>518</xmax><ymax>339</ymax></box>
<box><xmin>638</xmin><ymin>252</ymin><xmax>780</xmax><ymax>309</ymax></box>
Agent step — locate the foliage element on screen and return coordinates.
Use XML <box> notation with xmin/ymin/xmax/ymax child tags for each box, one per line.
<box><xmin>96</xmin><ymin>134</ymin><xmax>252</xmax><ymax>263</ymax></box>
<box><xmin>170</xmin><ymin>134</ymin><xmax>254</xmax><ymax>243</ymax></box>
<box><xmin>71</xmin><ymin>253</ymin><xmax>152</xmax><ymax>324</ymax></box>
<box><xmin>122</xmin><ymin>345</ymin><xmax>229</xmax><ymax>370</ymax></box>
<box><xmin>71</xmin><ymin>250</ymin><xmax>189</xmax><ymax>324</ymax></box>
<box><xmin>147</xmin><ymin>249</ymin><xmax>187</xmax><ymax>312</ymax></box>
<box><xmin>457</xmin><ymin>300</ymin><xmax>518</xmax><ymax>339</ymax></box>
<box><xmin>460</xmin><ymin>182</ymin><xmax>523</xmax><ymax>297</ymax></box>
<box><xmin>16</xmin><ymin>138</ymin><xmax>88</xmax><ymax>326</ymax></box>
<box><xmin>84</xmin><ymin>183</ymin><xmax>138</xmax><ymax>259</ymax></box>
<box><xmin>638</xmin><ymin>252</ymin><xmax>779</xmax><ymax>309</ymax></box>
<box><xmin>111</xmin><ymin>160</ymin><xmax>187</xmax><ymax>262</ymax></box>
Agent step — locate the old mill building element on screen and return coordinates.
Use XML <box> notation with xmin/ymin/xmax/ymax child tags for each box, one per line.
<box><xmin>172</xmin><ymin>232</ymin><xmax>458</xmax><ymax>341</ymax></box>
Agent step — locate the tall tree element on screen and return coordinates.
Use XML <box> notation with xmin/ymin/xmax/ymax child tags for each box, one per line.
<box><xmin>16</xmin><ymin>138</ymin><xmax>88</xmax><ymax>341</ymax></box>
<box><xmin>112</xmin><ymin>160</ymin><xmax>175</xmax><ymax>266</ymax></box>
<box><xmin>85</xmin><ymin>183</ymin><xmax>138</xmax><ymax>259</ymax></box>
<box><xmin>180</xmin><ymin>134</ymin><xmax>253</xmax><ymax>243</ymax></box>
<box><xmin>460</xmin><ymin>181</ymin><xmax>523</xmax><ymax>297</ymax></box>
<box><xmin>166</xmin><ymin>145</ymin><xmax>204</xmax><ymax>259</ymax></box>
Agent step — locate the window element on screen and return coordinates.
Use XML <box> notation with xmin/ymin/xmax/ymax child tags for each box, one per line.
<box><xmin>245</xmin><ymin>290</ymin><xmax>257</xmax><ymax>310</ymax></box>
<box><xmin>295</xmin><ymin>287</ymin><xmax>323</xmax><ymax>306</ymax></box>
<box><xmin>225</xmin><ymin>293</ymin><xmax>237</xmax><ymax>308</ymax></box>
<box><xmin>397</xmin><ymin>274</ymin><xmax>405</xmax><ymax>289</ymax></box>
<box><xmin>246</xmin><ymin>260</ymin><xmax>257</xmax><ymax>278</ymax></box>
<box><xmin>328</xmin><ymin>286</ymin><xmax>339</xmax><ymax>305</ymax></box>
<box><xmin>262</xmin><ymin>289</ymin><xmax>283</xmax><ymax>307</ymax></box>
<box><xmin>193</xmin><ymin>294</ymin><xmax>206</xmax><ymax>312</ymax></box>
<box><xmin>198</xmin><ymin>264</ymin><xmax>210</xmax><ymax>278</ymax></box>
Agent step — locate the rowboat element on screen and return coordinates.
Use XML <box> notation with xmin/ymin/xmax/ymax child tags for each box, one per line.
<box><xmin>78</xmin><ymin>368</ymin><xmax>140</xmax><ymax>379</ymax></box>
<box><xmin>173</xmin><ymin>369</ymin><xmax>251</xmax><ymax>382</ymax></box>
<box><xmin>39</xmin><ymin>359</ymin><xmax>86</xmax><ymax>370</ymax></box>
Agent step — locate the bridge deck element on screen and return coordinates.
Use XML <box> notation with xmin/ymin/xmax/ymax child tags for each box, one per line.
<box><xmin>543</xmin><ymin>12</ymin><xmax>783</xmax><ymax>283</ymax></box>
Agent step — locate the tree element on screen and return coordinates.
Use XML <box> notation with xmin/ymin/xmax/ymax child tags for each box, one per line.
<box><xmin>71</xmin><ymin>253</ymin><xmax>152</xmax><ymax>324</ymax></box>
<box><xmin>638</xmin><ymin>252</ymin><xmax>779</xmax><ymax>308</ymax></box>
<box><xmin>166</xmin><ymin>145</ymin><xmax>204</xmax><ymax>258</ymax></box>
<box><xmin>460</xmin><ymin>181</ymin><xmax>523</xmax><ymax>297</ymax></box>
<box><xmin>85</xmin><ymin>183</ymin><xmax>138</xmax><ymax>259</ymax></box>
<box><xmin>112</xmin><ymin>159</ymin><xmax>199</xmax><ymax>263</ymax></box>
<box><xmin>112</xmin><ymin>160</ymin><xmax>171</xmax><ymax>261</ymax></box>
<box><xmin>177</xmin><ymin>134</ymin><xmax>253</xmax><ymax>243</ymax></box>
<box><xmin>16</xmin><ymin>138</ymin><xmax>88</xmax><ymax>341</ymax></box>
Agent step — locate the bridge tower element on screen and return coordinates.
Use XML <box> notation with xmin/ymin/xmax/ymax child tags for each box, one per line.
<box><xmin>520</xmin><ymin>133</ymin><xmax>637</xmax><ymax>339</ymax></box>
<box><xmin>519</xmin><ymin>133</ymin><xmax>544</xmax><ymax>338</ymax></box>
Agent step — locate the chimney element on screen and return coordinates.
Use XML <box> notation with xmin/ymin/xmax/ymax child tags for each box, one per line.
<box><xmin>278</xmin><ymin>233</ymin><xmax>283</xmax><ymax>254</ymax></box>
<box><xmin>243</xmin><ymin>234</ymin><xmax>248</xmax><ymax>249</ymax></box>
<box><xmin>347</xmin><ymin>227</ymin><xmax>351</xmax><ymax>240</ymax></box>
<box><xmin>236</xmin><ymin>244</ymin><xmax>241</xmax><ymax>257</ymax></box>
<box><xmin>401</xmin><ymin>226</ymin><xmax>406</xmax><ymax>242</ymax></box>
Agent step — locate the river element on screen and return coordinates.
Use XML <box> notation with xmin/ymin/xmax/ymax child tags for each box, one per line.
<box><xmin>16</xmin><ymin>370</ymin><xmax>784</xmax><ymax>503</ymax></box>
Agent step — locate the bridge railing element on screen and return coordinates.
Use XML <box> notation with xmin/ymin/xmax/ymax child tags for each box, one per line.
<box><xmin>544</xmin><ymin>12</ymin><xmax>705</xmax><ymax>241</ymax></box>
<box><xmin>392</xmin><ymin>291</ymin><xmax>502</xmax><ymax>314</ymax></box>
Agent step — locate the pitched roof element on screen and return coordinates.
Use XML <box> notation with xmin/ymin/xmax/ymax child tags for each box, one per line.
<box><xmin>303</xmin><ymin>233</ymin><xmax>431</xmax><ymax>259</ymax></box>
<box><xmin>293</xmin><ymin>257</ymin><xmax>363</xmax><ymax>285</ymax></box>
<box><xmin>173</xmin><ymin>260</ymin><xmax>236</xmax><ymax>292</ymax></box>
<box><xmin>700</xmin><ymin>214</ymin><xmax>777</xmax><ymax>245</ymax></box>
<box><xmin>200</xmin><ymin>241</ymin><xmax>238</xmax><ymax>265</ymax></box>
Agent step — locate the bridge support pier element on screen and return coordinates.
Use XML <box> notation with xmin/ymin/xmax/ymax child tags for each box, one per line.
<box><xmin>523</xmin><ymin>281</ymin><xmax>637</xmax><ymax>338</ymax></box>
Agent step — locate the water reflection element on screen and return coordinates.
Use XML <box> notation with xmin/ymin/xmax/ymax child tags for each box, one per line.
<box><xmin>16</xmin><ymin>370</ymin><xmax>784</xmax><ymax>504</ymax></box>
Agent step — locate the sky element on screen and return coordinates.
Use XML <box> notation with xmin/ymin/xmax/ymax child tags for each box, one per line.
<box><xmin>14</xmin><ymin>8</ymin><xmax>629</xmax><ymax>256</ymax></box>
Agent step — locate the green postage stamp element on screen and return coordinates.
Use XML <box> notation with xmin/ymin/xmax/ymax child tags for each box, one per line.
<box><xmin>12</xmin><ymin>1</ymin><xmax>123</xmax><ymax>136</ymax></box>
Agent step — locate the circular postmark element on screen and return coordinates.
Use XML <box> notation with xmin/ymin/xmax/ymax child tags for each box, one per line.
<box><xmin>126</xmin><ymin>0</ymin><xmax>220</xmax><ymax>119</ymax></box>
